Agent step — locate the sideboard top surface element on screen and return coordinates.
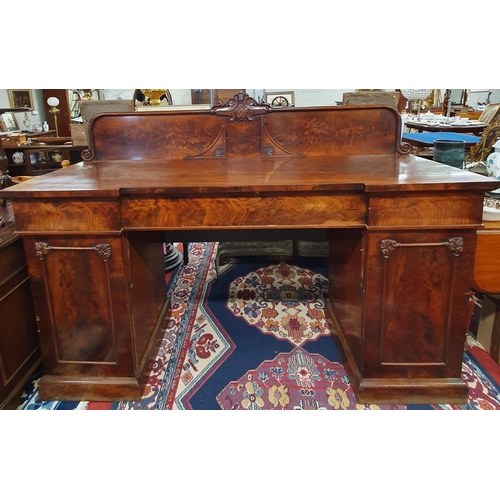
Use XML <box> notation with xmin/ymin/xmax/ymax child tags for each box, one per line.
<box><xmin>3</xmin><ymin>95</ymin><xmax>500</xmax><ymax>198</ymax></box>
<box><xmin>2</xmin><ymin>154</ymin><xmax>500</xmax><ymax>199</ymax></box>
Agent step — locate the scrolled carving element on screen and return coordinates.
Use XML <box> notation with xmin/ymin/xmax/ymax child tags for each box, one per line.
<box><xmin>35</xmin><ymin>242</ymin><xmax>52</xmax><ymax>260</ymax></box>
<box><xmin>81</xmin><ymin>149</ymin><xmax>93</xmax><ymax>161</ymax></box>
<box><xmin>444</xmin><ymin>237</ymin><xmax>464</xmax><ymax>257</ymax></box>
<box><xmin>380</xmin><ymin>239</ymin><xmax>399</xmax><ymax>258</ymax></box>
<box><xmin>398</xmin><ymin>141</ymin><xmax>412</xmax><ymax>154</ymax></box>
<box><xmin>212</xmin><ymin>91</ymin><xmax>271</xmax><ymax>122</ymax></box>
<box><xmin>93</xmin><ymin>244</ymin><xmax>112</xmax><ymax>262</ymax></box>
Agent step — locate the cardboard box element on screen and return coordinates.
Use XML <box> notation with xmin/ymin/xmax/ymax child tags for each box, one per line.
<box><xmin>9</xmin><ymin>132</ymin><xmax>27</xmax><ymax>144</ymax></box>
<box><xmin>71</xmin><ymin>124</ymin><xmax>87</xmax><ymax>146</ymax></box>
<box><xmin>477</xmin><ymin>293</ymin><xmax>500</xmax><ymax>364</ymax></box>
<box><xmin>77</xmin><ymin>99</ymin><xmax>134</xmax><ymax>147</ymax></box>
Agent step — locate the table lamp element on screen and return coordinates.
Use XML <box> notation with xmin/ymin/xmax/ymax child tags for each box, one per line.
<box><xmin>47</xmin><ymin>96</ymin><xmax>60</xmax><ymax>136</ymax></box>
<box><xmin>401</xmin><ymin>89</ymin><xmax>433</xmax><ymax>121</ymax></box>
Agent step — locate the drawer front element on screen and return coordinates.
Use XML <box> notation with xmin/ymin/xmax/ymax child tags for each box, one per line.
<box><xmin>368</xmin><ymin>193</ymin><xmax>484</xmax><ymax>228</ymax></box>
<box><xmin>122</xmin><ymin>194</ymin><xmax>367</xmax><ymax>229</ymax></box>
<box><xmin>12</xmin><ymin>199</ymin><xmax>121</xmax><ymax>233</ymax></box>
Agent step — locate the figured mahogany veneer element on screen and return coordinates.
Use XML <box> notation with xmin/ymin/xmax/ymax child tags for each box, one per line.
<box><xmin>3</xmin><ymin>93</ymin><xmax>500</xmax><ymax>404</ymax></box>
<box><xmin>473</xmin><ymin>220</ymin><xmax>500</xmax><ymax>293</ymax></box>
<box><xmin>0</xmin><ymin>203</ymin><xmax>41</xmax><ymax>409</ymax></box>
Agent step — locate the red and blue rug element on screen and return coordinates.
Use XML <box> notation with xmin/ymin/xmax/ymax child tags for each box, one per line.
<box><xmin>17</xmin><ymin>242</ymin><xmax>500</xmax><ymax>410</ymax></box>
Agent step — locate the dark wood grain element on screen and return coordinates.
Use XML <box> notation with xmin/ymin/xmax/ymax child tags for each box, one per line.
<box><xmin>0</xmin><ymin>202</ymin><xmax>41</xmax><ymax>409</ymax></box>
<box><xmin>2</xmin><ymin>95</ymin><xmax>500</xmax><ymax>404</ymax></box>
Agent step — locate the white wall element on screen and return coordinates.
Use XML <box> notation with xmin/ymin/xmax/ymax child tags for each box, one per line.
<box><xmin>99</xmin><ymin>89</ymin><xmax>194</xmax><ymax>106</ymax></box>
<box><xmin>100</xmin><ymin>89</ymin><xmax>358</xmax><ymax>107</ymax></box>
<box><xmin>2</xmin><ymin>88</ymin><xmax>500</xmax><ymax>132</ymax></box>
<box><xmin>0</xmin><ymin>89</ymin><xmax>47</xmax><ymax>131</ymax></box>
<box><xmin>73</xmin><ymin>88</ymin><xmax>500</xmax><ymax>109</ymax></box>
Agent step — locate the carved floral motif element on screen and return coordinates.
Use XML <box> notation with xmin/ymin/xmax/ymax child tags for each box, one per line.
<box><xmin>35</xmin><ymin>242</ymin><xmax>112</xmax><ymax>261</ymax></box>
<box><xmin>212</xmin><ymin>91</ymin><xmax>271</xmax><ymax>122</ymax></box>
<box><xmin>93</xmin><ymin>244</ymin><xmax>112</xmax><ymax>262</ymax></box>
<box><xmin>444</xmin><ymin>237</ymin><xmax>464</xmax><ymax>257</ymax></box>
<box><xmin>35</xmin><ymin>242</ymin><xmax>52</xmax><ymax>260</ymax></box>
<box><xmin>380</xmin><ymin>237</ymin><xmax>464</xmax><ymax>259</ymax></box>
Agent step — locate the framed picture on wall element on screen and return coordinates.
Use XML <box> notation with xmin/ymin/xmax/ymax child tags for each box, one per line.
<box><xmin>8</xmin><ymin>89</ymin><xmax>34</xmax><ymax>111</ymax></box>
<box><xmin>479</xmin><ymin>103</ymin><xmax>500</xmax><ymax>125</ymax></box>
<box><xmin>0</xmin><ymin>112</ymin><xmax>20</xmax><ymax>132</ymax></box>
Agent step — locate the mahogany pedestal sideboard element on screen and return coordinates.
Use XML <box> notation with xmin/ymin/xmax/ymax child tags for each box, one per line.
<box><xmin>0</xmin><ymin>202</ymin><xmax>41</xmax><ymax>409</ymax></box>
<box><xmin>3</xmin><ymin>93</ymin><xmax>500</xmax><ymax>405</ymax></box>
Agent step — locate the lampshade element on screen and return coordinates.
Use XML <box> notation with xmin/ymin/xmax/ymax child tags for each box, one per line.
<box><xmin>47</xmin><ymin>97</ymin><xmax>60</xmax><ymax>107</ymax></box>
<box><xmin>400</xmin><ymin>89</ymin><xmax>433</xmax><ymax>101</ymax></box>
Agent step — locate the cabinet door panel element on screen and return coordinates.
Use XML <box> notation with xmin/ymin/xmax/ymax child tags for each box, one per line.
<box><xmin>363</xmin><ymin>230</ymin><xmax>475</xmax><ymax>379</ymax></box>
<box><xmin>23</xmin><ymin>236</ymin><xmax>133</xmax><ymax>377</ymax></box>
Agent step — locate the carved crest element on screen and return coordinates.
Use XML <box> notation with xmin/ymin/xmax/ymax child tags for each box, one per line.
<box><xmin>212</xmin><ymin>91</ymin><xmax>271</xmax><ymax>122</ymax></box>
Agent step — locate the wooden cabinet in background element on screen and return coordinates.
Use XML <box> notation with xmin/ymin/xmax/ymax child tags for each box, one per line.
<box><xmin>191</xmin><ymin>89</ymin><xmax>245</xmax><ymax>106</ymax></box>
<box><xmin>2</xmin><ymin>143</ymin><xmax>87</xmax><ymax>177</ymax></box>
<box><xmin>0</xmin><ymin>202</ymin><xmax>41</xmax><ymax>409</ymax></box>
<box><xmin>42</xmin><ymin>89</ymin><xmax>72</xmax><ymax>137</ymax></box>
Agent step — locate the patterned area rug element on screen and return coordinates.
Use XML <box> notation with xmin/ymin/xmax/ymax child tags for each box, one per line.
<box><xmin>17</xmin><ymin>242</ymin><xmax>500</xmax><ymax>410</ymax></box>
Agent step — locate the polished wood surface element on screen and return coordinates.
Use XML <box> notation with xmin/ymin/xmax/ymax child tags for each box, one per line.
<box><xmin>3</xmin><ymin>93</ymin><xmax>500</xmax><ymax>404</ymax></box>
<box><xmin>473</xmin><ymin>219</ymin><xmax>500</xmax><ymax>293</ymax></box>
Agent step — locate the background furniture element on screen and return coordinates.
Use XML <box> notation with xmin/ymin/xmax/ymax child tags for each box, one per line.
<box><xmin>41</xmin><ymin>90</ymin><xmax>72</xmax><ymax>137</ymax></box>
<box><xmin>476</xmin><ymin>294</ymin><xmax>500</xmax><ymax>365</ymax></box>
<box><xmin>191</xmin><ymin>89</ymin><xmax>244</xmax><ymax>106</ymax></box>
<box><xmin>466</xmin><ymin>122</ymin><xmax>500</xmax><ymax>166</ymax></box>
<box><xmin>0</xmin><ymin>202</ymin><xmax>41</xmax><ymax>409</ymax></box>
<box><xmin>2</xmin><ymin>143</ymin><xmax>87</xmax><ymax>176</ymax></box>
<box><xmin>456</xmin><ymin>110</ymin><xmax>483</xmax><ymax>120</ymax></box>
<box><xmin>472</xmin><ymin>218</ymin><xmax>500</xmax><ymax>366</ymax></box>
<box><xmin>215</xmin><ymin>240</ymin><xmax>329</xmax><ymax>278</ymax></box>
<box><xmin>405</xmin><ymin>121</ymin><xmax>486</xmax><ymax>135</ymax></box>
<box><xmin>79</xmin><ymin>100</ymin><xmax>135</xmax><ymax>146</ymax></box>
<box><xmin>342</xmin><ymin>91</ymin><xmax>402</xmax><ymax>110</ymax></box>
<box><xmin>402</xmin><ymin>132</ymin><xmax>480</xmax><ymax>157</ymax></box>
<box><xmin>477</xmin><ymin>103</ymin><xmax>500</xmax><ymax>125</ymax></box>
